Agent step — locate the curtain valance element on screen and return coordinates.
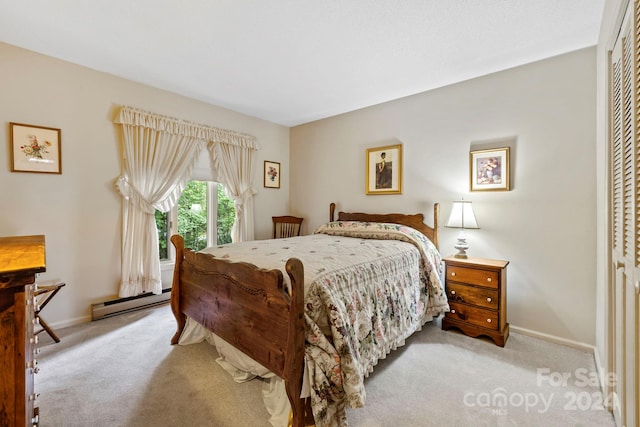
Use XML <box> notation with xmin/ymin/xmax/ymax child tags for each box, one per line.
<box><xmin>114</xmin><ymin>106</ymin><xmax>258</xmax><ymax>150</ymax></box>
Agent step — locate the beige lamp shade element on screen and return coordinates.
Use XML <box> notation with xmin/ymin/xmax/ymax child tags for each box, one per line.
<box><xmin>445</xmin><ymin>200</ymin><xmax>479</xmax><ymax>229</ymax></box>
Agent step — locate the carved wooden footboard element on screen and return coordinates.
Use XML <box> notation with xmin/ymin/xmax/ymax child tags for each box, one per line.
<box><xmin>170</xmin><ymin>235</ymin><xmax>308</xmax><ymax>426</ymax></box>
<box><xmin>170</xmin><ymin>202</ymin><xmax>439</xmax><ymax>427</ymax></box>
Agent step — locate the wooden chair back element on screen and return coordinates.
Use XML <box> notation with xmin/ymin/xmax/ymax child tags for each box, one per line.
<box><xmin>272</xmin><ymin>216</ymin><xmax>304</xmax><ymax>239</ymax></box>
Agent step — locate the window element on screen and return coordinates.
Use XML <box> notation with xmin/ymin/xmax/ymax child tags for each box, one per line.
<box><xmin>156</xmin><ymin>181</ymin><xmax>234</xmax><ymax>260</ymax></box>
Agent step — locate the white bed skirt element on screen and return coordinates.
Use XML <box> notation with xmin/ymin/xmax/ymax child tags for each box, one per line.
<box><xmin>178</xmin><ymin>316</ymin><xmax>311</xmax><ymax>427</ymax></box>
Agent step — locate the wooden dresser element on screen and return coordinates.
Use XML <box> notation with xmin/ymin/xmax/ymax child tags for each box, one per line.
<box><xmin>0</xmin><ymin>235</ymin><xmax>45</xmax><ymax>427</ymax></box>
<box><xmin>441</xmin><ymin>256</ymin><xmax>509</xmax><ymax>347</ymax></box>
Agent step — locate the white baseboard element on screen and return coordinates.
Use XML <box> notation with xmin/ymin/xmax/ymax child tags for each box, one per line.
<box><xmin>510</xmin><ymin>325</ymin><xmax>595</xmax><ymax>352</ymax></box>
<box><xmin>46</xmin><ymin>315</ymin><xmax>92</xmax><ymax>330</ymax></box>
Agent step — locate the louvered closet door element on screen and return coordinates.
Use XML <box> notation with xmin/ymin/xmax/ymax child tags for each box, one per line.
<box><xmin>609</xmin><ymin>1</ymin><xmax>640</xmax><ymax>426</ymax></box>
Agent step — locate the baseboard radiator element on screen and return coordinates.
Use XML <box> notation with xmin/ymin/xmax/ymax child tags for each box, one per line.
<box><xmin>91</xmin><ymin>288</ymin><xmax>171</xmax><ymax>321</ymax></box>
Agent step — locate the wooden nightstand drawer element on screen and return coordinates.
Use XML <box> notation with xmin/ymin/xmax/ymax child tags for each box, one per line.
<box><xmin>446</xmin><ymin>282</ymin><xmax>498</xmax><ymax>310</ymax></box>
<box><xmin>447</xmin><ymin>265</ymin><xmax>499</xmax><ymax>289</ymax></box>
<box><xmin>446</xmin><ymin>302</ymin><xmax>499</xmax><ymax>330</ymax></box>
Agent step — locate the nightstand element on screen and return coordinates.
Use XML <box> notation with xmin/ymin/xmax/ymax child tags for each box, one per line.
<box><xmin>441</xmin><ymin>256</ymin><xmax>509</xmax><ymax>347</ymax></box>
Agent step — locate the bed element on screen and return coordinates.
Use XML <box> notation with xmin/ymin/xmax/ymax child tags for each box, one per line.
<box><xmin>169</xmin><ymin>202</ymin><xmax>448</xmax><ymax>427</ymax></box>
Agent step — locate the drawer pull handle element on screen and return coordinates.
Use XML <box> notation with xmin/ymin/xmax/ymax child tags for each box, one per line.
<box><xmin>450</xmin><ymin>309</ymin><xmax>466</xmax><ymax>320</ymax></box>
<box><xmin>486</xmin><ymin>278</ymin><xmax>492</xmax><ymax>282</ymax></box>
<box><xmin>486</xmin><ymin>318</ymin><xmax>492</xmax><ymax>323</ymax></box>
<box><xmin>451</xmin><ymin>272</ymin><xmax>456</xmax><ymax>277</ymax></box>
<box><xmin>486</xmin><ymin>297</ymin><xmax>492</xmax><ymax>302</ymax></box>
<box><xmin>451</xmin><ymin>290</ymin><xmax>456</xmax><ymax>295</ymax></box>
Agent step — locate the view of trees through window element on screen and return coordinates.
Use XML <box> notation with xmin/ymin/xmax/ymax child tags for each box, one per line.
<box><xmin>155</xmin><ymin>181</ymin><xmax>235</xmax><ymax>259</ymax></box>
<box><xmin>215</xmin><ymin>184</ymin><xmax>235</xmax><ymax>245</ymax></box>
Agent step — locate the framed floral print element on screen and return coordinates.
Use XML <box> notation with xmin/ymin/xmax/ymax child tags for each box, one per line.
<box><xmin>366</xmin><ymin>144</ymin><xmax>402</xmax><ymax>195</ymax></box>
<box><xmin>470</xmin><ymin>147</ymin><xmax>509</xmax><ymax>191</ymax></box>
<box><xmin>264</xmin><ymin>160</ymin><xmax>280</xmax><ymax>188</ymax></box>
<box><xmin>10</xmin><ymin>122</ymin><xmax>62</xmax><ymax>174</ymax></box>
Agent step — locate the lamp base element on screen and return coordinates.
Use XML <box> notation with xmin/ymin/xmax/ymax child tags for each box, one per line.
<box><xmin>453</xmin><ymin>248</ymin><xmax>469</xmax><ymax>259</ymax></box>
<box><xmin>453</xmin><ymin>232</ymin><xmax>470</xmax><ymax>259</ymax></box>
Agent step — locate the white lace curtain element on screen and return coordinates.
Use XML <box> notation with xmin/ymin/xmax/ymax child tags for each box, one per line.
<box><xmin>209</xmin><ymin>142</ymin><xmax>256</xmax><ymax>242</ymax></box>
<box><xmin>114</xmin><ymin>106</ymin><xmax>258</xmax><ymax>297</ymax></box>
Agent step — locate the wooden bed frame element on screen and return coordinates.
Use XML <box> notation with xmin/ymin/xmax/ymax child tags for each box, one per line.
<box><xmin>170</xmin><ymin>202</ymin><xmax>439</xmax><ymax>427</ymax></box>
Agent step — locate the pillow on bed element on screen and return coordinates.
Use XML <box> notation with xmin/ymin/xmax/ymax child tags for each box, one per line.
<box><xmin>315</xmin><ymin>220</ymin><xmax>430</xmax><ymax>244</ymax></box>
<box><xmin>211</xmin><ymin>334</ymin><xmax>274</xmax><ymax>382</ymax></box>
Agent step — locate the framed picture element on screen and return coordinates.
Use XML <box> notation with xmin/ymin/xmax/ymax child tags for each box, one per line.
<box><xmin>264</xmin><ymin>160</ymin><xmax>280</xmax><ymax>188</ymax></box>
<box><xmin>366</xmin><ymin>144</ymin><xmax>402</xmax><ymax>195</ymax></box>
<box><xmin>10</xmin><ymin>122</ymin><xmax>62</xmax><ymax>174</ymax></box>
<box><xmin>470</xmin><ymin>147</ymin><xmax>510</xmax><ymax>191</ymax></box>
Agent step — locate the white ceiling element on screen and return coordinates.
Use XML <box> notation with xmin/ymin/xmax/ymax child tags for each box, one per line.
<box><xmin>0</xmin><ymin>0</ymin><xmax>605</xmax><ymax>127</ymax></box>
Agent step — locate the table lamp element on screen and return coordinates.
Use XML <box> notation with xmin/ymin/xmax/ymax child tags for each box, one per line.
<box><xmin>445</xmin><ymin>200</ymin><xmax>479</xmax><ymax>258</ymax></box>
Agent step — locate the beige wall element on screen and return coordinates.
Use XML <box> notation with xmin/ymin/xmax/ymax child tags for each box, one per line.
<box><xmin>0</xmin><ymin>42</ymin><xmax>290</xmax><ymax>327</ymax></box>
<box><xmin>290</xmin><ymin>47</ymin><xmax>597</xmax><ymax>345</ymax></box>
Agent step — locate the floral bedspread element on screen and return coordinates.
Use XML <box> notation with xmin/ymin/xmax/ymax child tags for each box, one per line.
<box><xmin>200</xmin><ymin>221</ymin><xmax>447</xmax><ymax>427</ymax></box>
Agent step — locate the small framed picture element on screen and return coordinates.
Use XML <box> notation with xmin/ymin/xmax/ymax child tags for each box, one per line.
<box><xmin>264</xmin><ymin>160</ymin><xmax>280</xmax><ymax>188</ymax></box>
<box><xmin>366</xmin><ymin>144</ymin><xmax>402</xmax><ymax>195</ymax></box>
<box><xmin>470</xmin><ymin>147</ymin><xmax>510</xmax><ymax>191</ymax></box>
<box><xmin>10</xmin><ymin>122</ymin><xmax>62</xmax><ymax>174</ymax></box>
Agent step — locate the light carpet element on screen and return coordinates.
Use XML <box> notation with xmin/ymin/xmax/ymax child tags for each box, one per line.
<box><xmin>35</xmin><ymin>304</ymin><xmax>616</xmax><ymax>427</ymax></box>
